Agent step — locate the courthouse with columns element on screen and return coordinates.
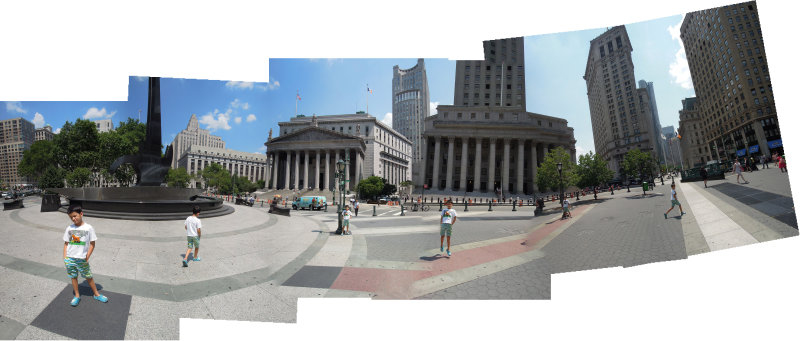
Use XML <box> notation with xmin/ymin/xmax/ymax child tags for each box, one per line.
<box><xmin>264</xmin><ymin>113</ymin><xmax>412</xmax><ymax>192</ymax></box>
<box><xmin>421</xmin><ymin>37</ymin><xmax>576</xmax><ymax>195</ymax></box>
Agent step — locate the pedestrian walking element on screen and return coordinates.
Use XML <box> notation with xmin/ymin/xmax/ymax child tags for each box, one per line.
<box><xmin>761</xmin><ymin>155</ymin><xmax>768</xmax><ymax>169</ymax></box>
<box><xmin>439</xmin><ymin>200</ymin><xmax>457</xmax><ymax>257</ymax></box>
<box><xmin>354</xmin><ymin>200</ymin><xmax>359</xmax><ymax>217</ymax></box>
<box><xmin>664</xmin><ymin>183</ymin><xmax>686</xmax><ymax>219</ymax></box>
<box><xmin>62</xmin><ymin>204</ymin><xmax>108</xmax><ymax>307</ymax></box>
<box><xmin>342</xmin><ymin>205</ymin><xmax>352</xmax><ymax>235</ymax></box>
<box><xmin>779</xmin><ymin>155</ymin><xmax>787</xmax><ymax>173</ymax></box>
<box><xmin>733</xmin><ymin>159</ymin><xmax>748</xmax><ymax>184</ymax></box>
<box><xmin>182</xmin><ymin>205</ymin><xmax>202</xmax><ymax>267</ymax></box>
<box><xmin>700</xmin><ymin>166</ymin><xmax>708</xmax><ymax>188</ymax></box>
<box><xmin>562</xmin><ymin>198</ymin><xmax>571</xmax><ymax>219</ymax></box>
<box><xmin>773</xmin><ymin>153</ymin><xmax>780</xmax><ymax>168</ymax></box>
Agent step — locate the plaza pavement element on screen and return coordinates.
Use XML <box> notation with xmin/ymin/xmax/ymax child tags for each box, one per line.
<box><xmin>0</xmin><ymin>169</ymin><xmax>795</xmax><ymax>339</ymax></box>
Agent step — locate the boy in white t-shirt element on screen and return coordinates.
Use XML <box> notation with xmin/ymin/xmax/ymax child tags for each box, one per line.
<box><xmin>562</xmin><ymin>198</ymin><xmax>571</xmax><ymax>219</ymax></box>
<box><xmin>182</xmin><ymin>206</ymin><xmax>202</xmax><ymax>267</ymax></box>
<box><xmin>664</xmin><ymin>183</ymin><xmax>686</xmax><ymax>219</ymax></box>
<box><xmin>439</xmin><ymin>201</ymin><xmax>458</xmax><ymax>257</ymax></box>
<box><xmin>342</xmin><ymin>205</ymin><xmax>352</xmax><ymax>235</ymax></box>
<box><xmin>63</xmin><ymin>205</ymin><xmax>108</xmax><ymax>307</ymax></box>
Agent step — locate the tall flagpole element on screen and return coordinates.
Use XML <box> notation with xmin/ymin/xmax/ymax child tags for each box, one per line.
<box><xmin>295</xmin><ymin>90</ymin><xmax>299</xmax><ymax>116</ymax></box>
<box><xmin>366</xmin><ymin>84</ymin><xmax>369</xmax><ymax>115</ymax></box>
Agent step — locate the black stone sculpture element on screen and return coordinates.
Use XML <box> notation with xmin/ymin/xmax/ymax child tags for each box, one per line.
<box><xmin>110</xmin><ymin>77</ymin><xmax>173</xmax><ymax>186</ymax></box>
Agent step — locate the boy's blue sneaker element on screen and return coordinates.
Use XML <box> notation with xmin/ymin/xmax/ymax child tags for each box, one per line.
<box><xmin>440</xmin><ymin>246</ymin><xmax>444</xmax><ymax>253</ymax></box>
<box><xmin>70</xmin><ymin>296</ymin><xmax>80</xmax><ymax>307</ymax></box>
<box><xmin>93</xmin><ymin>294</ymin><xmax>108</xmax><ymax>303</ymax></box>
<box><xmin>182</xmin><ymin>260</ymin><xmax>188</xmax><ymax>267</ymax></box>
<box><xmin>193</xmin><ymin>257</ymin><xmax>201</xmax><ymax>261</ymax></box>
<box><xmin>446</xmin><ymin>249</ymin><xmax>451</xmax><ymax>257</ymax></box>
<box><xmin>664</xmin><ymin>213</ymin><xmax>667</xmax><ymax>219</ymax></box>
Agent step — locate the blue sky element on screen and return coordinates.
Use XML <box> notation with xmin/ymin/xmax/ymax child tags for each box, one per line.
<box><xmin>3</xmin><ymin>14</ymin><xmax>697</xmax><ymax>158</ymax></box>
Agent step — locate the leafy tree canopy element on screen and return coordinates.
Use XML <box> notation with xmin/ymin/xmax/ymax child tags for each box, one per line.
<box><xmin>536</xmin><ymin>147</ymin><xmax>577</xmax><ymax>193</ymax></box>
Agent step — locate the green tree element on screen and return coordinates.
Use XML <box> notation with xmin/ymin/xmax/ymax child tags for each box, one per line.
<box><xmin>380</xmin><ymin>177</ymin><xmax>396</xmax><ymax>197</ymax></box>
<box><xmin>356</xmin><ymin>176</ymin><xmax>384</xmax><ymax>200</ymax></box>
<box><xmin>201</xmin><ymin>163</ymin><xmax>233</xmax><ymax>194</ymax></box>
<box><xmin>536</xmin><ymin>147</ymin><xmax>577</xmax><ymax>193</ymax></box>
<box><xmin>166</xmin><ymin>167</ymin><xmax>192</xmax><ymax>188</ymax></box>
<box><xmin>18</xmin><ymin>140</ymin><xmax>56</xmax><ymax>182</ymax></box>
<box><xmin>66</xmin><ymin>167</ymin><xmax>92</xmax><ymax>188</ymax></box>
<box><xmin>256</xmin><ymin>179</ymin><xmax>266</xmax><ymax>189</ymax></box>
<box><xmin>576</xmin><ymin>151</ymin><xmax>614</xmax><ymax>188</ymax></box>
<box><xmin>53</xmin><ymin>119</ymin><xmax>100</xmax><ymax>172</ymax></box>
<box><xmin>622</xmin><ymin>149</ymin><xmax>657</xmax><ymax>183</ymax></box>
<box><xmin>235</xmin><ymin>176</ymin><xmax>257</xmax><ymax>193</ymax></box>
<box><xmin>39</xmin><ymin>166</ymin><xmax>66</xmax><ymax>191</ymax></box>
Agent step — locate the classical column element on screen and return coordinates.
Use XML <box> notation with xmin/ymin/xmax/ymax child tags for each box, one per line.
<box><xmin>474</xmin><ymin>138</ymin><xmax>482</xmax><ymax>192</ymax></box>
<box><xmin>445</xmin><ymin>137</ymin><xmax>455</xmax><ymax>191</ymax></box>
<box><xmin>502</xmin><ymin>139</ymin><xmax>511</xmax><ymax>194</ymax></box>
<box><xmin>460</xmin><ymin>138</ymin><xmax>469</xmax><ymax>192</ymax></box>
<box><xmin>531</xmin><ymin>142</ymin><xmax>538</xmax><ymax>193</ymax></box>
<box><xmin>284</xmin><ymin>151</ymin><xmax>290</xmax><ymax>190</ymax></box>
<box><xmin>303</xmin><ymin>151</ymin><xmax>309</xmax><ymax>190</ymax></box>
<box><xmin>517</xmin><ymin>139</ymin><xmax>525</xmax><ymax>194</ymax></box>
<box><xmin>315</xmin><ymin>151</ymin><xmax>321</xmax><ymax>190</ymax></box>
<box><xmin>488</xmin><ymin>138</ymin><xmax>497</xmax><ymax>192</ymax></box>
<box><xmin>345</xmin><ymin>148</ymin><xmax>351</xmax><ymax>191</ymax></box>
<box><xmin>325</xmin><ymin>150</ymin><xmax>330</xmax><ymax>191</ymax></box>
<box><xmin>419</xmin><ymin>137</ymin><xmax>428</xmax><ymax>186</ymax></box>
<box><xmin>293</xmin><ymin>151</ymin><xmax>300</xmax><ymax>190</ymax></box>
<box><xmin>356</xmin><ymin>150</ymin><xmax>362</xmax><ymax>185</ymax></box>
<box><xmin>432</xmin><ymin>137</ymin><xmax>442</xmax><ymax>189</ymax></box>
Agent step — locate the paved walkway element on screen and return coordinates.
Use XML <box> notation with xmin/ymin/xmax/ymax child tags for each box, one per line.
<box><xmin>0</xmin><ymin>171</ymin><xmax>795</xmax><ymax>339</ymax></box>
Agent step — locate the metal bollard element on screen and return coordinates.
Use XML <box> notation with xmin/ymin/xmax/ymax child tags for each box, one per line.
<box><xmin>324</xmin><ymin>203</ymin><xmax>328</xmax><ymax>212</ymax></box>
<box><xmin>439</xmin><ymin>201</ymin><xmax>443</xmax><ymax>211</ymax></box>
<box><xmin>464</xmin><ymin>200</ymin><xmax>469</xmax><ymax>212</ymax></box>
<box><xmin>373</xmin><ymin>205</ymin><xmax>377</xmax><ymax>216</ymax></box>
<box><xmin>401</xmin><ymin>204</ymin><xmax>405</xmax><ymax>216</ymax></box>
<box><xmin>512</xmin><ymin>200</ymin><xmax>517</xmax><ymax>211</ymax></box>
<box><xmin>627</xmin><ymin>184</ymin><xmax>630</xmax><ymax>192</ymax></box>
<box><xmin>488</xmin><ymin>201</ymin><xmax>493</xmax><ymax>211</ymax></box>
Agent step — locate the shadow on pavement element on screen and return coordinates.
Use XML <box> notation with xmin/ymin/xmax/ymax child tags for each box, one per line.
<box><xmin>419</xmin><ymin>254</ymin><xmax>447</xmax><ymax>261</ymax></box>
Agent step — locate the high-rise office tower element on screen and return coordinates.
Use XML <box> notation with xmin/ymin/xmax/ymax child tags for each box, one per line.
<box><xmin>585</xmin><ymin>26</ymin><xmax>658</xmax><ymax>179</ymax></box>
<box><xmin>170</xmin><ymin>114</ymin><xmax>226</xmax><ymax>168</ymax></box>
<box><xmin>680</xmin><ymin>1</ymin><xmax>781</xmax><ymax>161</ymax></box>
<box><xmin>0</xmin><ymin>117</ymin><xmax>35</xmax><ymax>187</ymax></box>
<box><xmin>454</xmin><ymin>37</ymin><xmax>526</xmax><ymax>110</ymax></box>
<box><xmin>392</xmin><ymin>59</ymin><xmax>430</xmax><ymax>185</ymax></box>
<box><xmin>638</xmin><ymin>80</ymin><xmax>665</xmax><ymax>164</ymax></box>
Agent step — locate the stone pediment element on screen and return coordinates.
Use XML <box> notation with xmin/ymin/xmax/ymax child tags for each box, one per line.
<box><xmin>268</xmin><ymin>127</ymin><xmax>361</xmax><ymax>144</ymax></box>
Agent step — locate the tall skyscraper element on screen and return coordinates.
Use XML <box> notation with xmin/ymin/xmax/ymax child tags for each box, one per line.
<box><xmin>170</xmin><ymin>114</ymin><xmax>225</xmax><ymax>168</ymax></box>
<box><xmin>584</xmin><ymin>26</ymin><xmax>658</xmax><ymax>179</ymax></box>
<box><xmin>680</xmin><ymin>1</ymin><xmax>780</xmax><ymax>161</ymax></box>
<box><xmin>677</xmin><ymin>97</ymin><xmax>707</xmax><ymax>167</ymax></box>
<box><xmin>0</xmin><ymin>117</ymin><xmax>35</xmax><ymax>188</ymax></box>
<box><xmin>454</xmin><ymin>37</ymin><xmax>526</xmax><ymax>110</ymax></box>
<box><xmin>392</xmin><ymin>59</ymin><xmax>430</xmax><ymax>185</ymax></box>
<box><xmin>638</xmin><ymin>80</ymin><xmax>665</xmax><ymax>164</ymax></box>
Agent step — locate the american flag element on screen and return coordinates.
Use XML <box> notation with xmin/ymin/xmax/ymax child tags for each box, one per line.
<box><xmin>296</xmin><ymin>91</ymin><xmax>301</xmax><ymax>101</ymax></box>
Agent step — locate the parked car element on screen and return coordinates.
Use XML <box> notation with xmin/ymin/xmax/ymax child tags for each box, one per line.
<box><xmin>292</xmin><ymin>196</ymin><xmax>327</xmax><ymax>210</ymax></box>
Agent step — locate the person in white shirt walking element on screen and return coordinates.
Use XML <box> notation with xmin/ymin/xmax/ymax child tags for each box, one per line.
<box><xmin>439</xmin><ymin>200</ymin><xmax>458</xmax><ymax>257</ymax></box>
<box><xmin>664</xmin><ymin>183</ymin><xmax>686</xmax><ymax>219</ymax></box>
<box><xmin>733</xmin><ymin>159</ymin><xmax>748</xmax><ymax>184</ymax></box>
<box><xmin>182</xmin><ymin>206</ymin><xmax>202</xmax><ymax>267</ymax></box>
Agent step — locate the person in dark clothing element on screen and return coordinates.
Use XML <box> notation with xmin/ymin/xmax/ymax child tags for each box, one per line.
<box><xmin>700</xmin><ymin>166</ymin><xmax>708</xmax><ymax>188</ymax></box>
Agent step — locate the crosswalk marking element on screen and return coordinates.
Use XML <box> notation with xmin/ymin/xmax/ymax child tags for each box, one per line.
<box><xmin>678</xmin><ymin>181</ymin><xmax>758</xmax><ymax>251</ymax></box>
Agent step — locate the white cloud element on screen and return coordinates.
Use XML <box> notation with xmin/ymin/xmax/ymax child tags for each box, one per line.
<box><xmin>82</xmin><ymin>107</ymin><xmax>115</xmax><ymax>120</ymax></box>
<box><xmin>54</xmin><ymin>128</ymin><xmax>61</xmax><ymax>134</ymax></box>
<box><xmin>246</xmin><ymin>114</ymin><xmax>257</xmax><ymax>122</ymax></box>
<box><xmin>257</xmin><ymin>145</ymin><xmax>267</xmax><ymax>152</ymax></box>
<box><xmin>576</xmin><ymin>145</ymin><xmax>590</xmax><ymax>157</ymax></box>
<box><xmin>134</xmin><ymin>76</ymin><xmax>148</xmax><ymax>82</ymax></box>
<box><xmin>381</xmin><ymin>112</ymin><xmax>392</xmax><ymax>127</ymax></box>
<box><xmin>429</xmin><ymin>101</ymin><xmax>439</xmax><ymax>116</ymax></box>
<box><xmin>255</xmin><ymin>79</ymin><xmax>280</xmax><ymax>91</ymax></box>
<box><xmin>668</xmin><ymin>17</ymin><xmax>693</xmax><ymax>90</ymax></box>
<box><xmin>31</xmin><ymin>112</ymin><xmax>45</xmax><ymax>128</ymax></box>
<box><xmin>199</xmin><ymin>108</ymin><xmax>233</xmax><ymax>132</ymax></box>
<box><xmin>6</xmin><ymin>101</ymin><xmax>27</xmax><ymax>114</ymax></box>
<box><xmin>225</xmin><ymin>81</ymin><xmax>254</xmax><ymax>90</ymax></box>
<box><xmin>242</xmin><ymin>103</ymin><xmax>250</xmax><ymax>110</ymax></box>
<box><xmin>234</xmin><ymin>117</ymin><xmax>243</xmax><ymax>124</ymax></box>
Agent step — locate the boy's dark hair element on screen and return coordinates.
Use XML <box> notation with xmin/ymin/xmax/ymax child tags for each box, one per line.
<box><xmin>67</xmin><ymin>204</ymin><xmax>82</xmax><ymax>214</ymax></box>
<box><xmin>192</xmin><ymin>205</ymin><xmax>201</xmax><ymax>215</ymax></box>
<box><xmin>445</xmin><ymin>200</ymin><xmax>453</xmax><ymax>205</ymax></box>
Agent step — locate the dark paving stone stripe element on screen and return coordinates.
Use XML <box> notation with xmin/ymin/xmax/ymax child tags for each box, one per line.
<box><xmin>281</xmin><ymin>265</ymin><xmax>343</xmax><ymax>289</ymax></box>
<box><xmin>712</xmin><ymin>183</ymin><xmax>797</xmax><ymax>228</ymax></box>
<box><xmin>0</xmin><ymin>315</ymin><xmax>26</xmax><ymax>340</ymax></box>
<box><xmin>0</xmin><ymin>216</ymin><xmax>330</xmax><ymax>302</ymax></box>
<box><xmin>9</xmin><ymin>209</ymin><xmax>278</xmax><ymax>242</ymax></box>
<box><xmin>31</xmin><ymin>285</ymin><xmax>131</xmax><ymax>340</ymax></box>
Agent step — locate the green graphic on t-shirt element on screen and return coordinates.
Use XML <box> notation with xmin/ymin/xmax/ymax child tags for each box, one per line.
<box><xmin>69</xmin><ymin>241</ymin><xmax>86</xmax><ymax>245</ymax></box>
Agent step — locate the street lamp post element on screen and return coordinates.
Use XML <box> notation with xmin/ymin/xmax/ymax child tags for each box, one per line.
<box><xmin>557</xmin><ymin>162</ymin><xmax>564</xmax><ymax>206</ymax></box>
<box><xmin>336</xmin><ymin>159</ymin><xmax>345</xmax><ymax>233</ymax></box>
